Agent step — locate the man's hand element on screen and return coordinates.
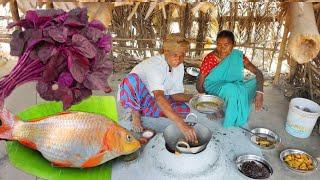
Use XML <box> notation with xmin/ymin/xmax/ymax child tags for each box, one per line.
<box><xmin>255</xmin><ymin>92</ymin><xmax>263</xmax><ymax>111</ymax></box>
<box><xmin>177</xmin><ymin>122</ymin><xmax>198</xmax><ymax>144</ymax></box>
<box><xmin>153</xmin><ymin>90</ymin><xmax>198</xmax><ymax>143</ymax></box>
<box><xmin>170</xmin><ymin>93</ymin><xmax>193</xmax><ymax>102</ymax></box>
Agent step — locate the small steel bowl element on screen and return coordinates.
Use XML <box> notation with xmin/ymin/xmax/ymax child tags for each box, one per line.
<box><xmin>250</xmin><ymin>128</ymin><xmax>281</xmax><ymax>150</ymax></box>
<box><xmin>186</xmin><ymin>67</ymin><xmax>200</xmax><ymax>77</ymax></box>
<box><xmin>189</xmin><ymin>94</ymin><xmax>224</xmax><ymax>114</ymax></box>
<box><xmin>236</xmin><ymin>154</ymin><xmax>273</xmax><ymax>179</ymax></box>
<box><xmin>280</xmin><ymin>149</ymin><xmax>318</xmax><ymax>174</ymax></box>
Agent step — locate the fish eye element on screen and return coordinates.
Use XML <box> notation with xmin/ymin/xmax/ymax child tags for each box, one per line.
<box><xmin>126</xmin><ymin>134</ymin><xmax>132</xmax><ymax>142</ymax></box>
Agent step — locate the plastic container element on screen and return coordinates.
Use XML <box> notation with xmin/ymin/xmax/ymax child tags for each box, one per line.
<box><xmin>285</xmin><ymin>98</ymin><xmax>320</xmax><ymax>138</ymax></box>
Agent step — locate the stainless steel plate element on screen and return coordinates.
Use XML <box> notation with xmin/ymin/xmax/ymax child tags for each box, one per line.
<box><xmin>236</xmin><ymin>154</ymin><xmax>273</xmax><ymax>179</ymax></box>
<box><xmin>250</xmin><ymin>128</ymin><xmax>281</xmax><ymax>150</ymax></box>
<box><xmin>280</xmin><ymin>149</ymin><xmax>318</xmax><ymax>174</ymax></box>
<box><xmin>189</xmin><ymin>94</ymin><xmax>224</xmax><ymax>114</ymax></box>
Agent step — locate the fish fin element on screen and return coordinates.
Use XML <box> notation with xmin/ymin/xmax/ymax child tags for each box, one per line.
<box><xmin>0</xmin><ymin>107</ymin><xmax>17</xmax><ymax>140</ymax></box>
<box><xmin>27</xmin><ymin>117</ymin><xmax>47</xmax><ymax>122</ymax></box>
<box><xmin>81</xmin><ymin>151</ymin><xmax>106</xmax><ymax>168</ymax></box>
<box><xmin>57</xmin><ymin>112</ymin><xmax>72</xmax><ymax>115</ymax></box>
<box><xmin>18</xmin><ymin>139</ymin><xmax>37</xmax><ymax>150</ymax></box>
<box><xmin>29</xmin><ymin>112</ymin><xmax>72</xmax><ymax>122</ymax></box>
<box><xmin>51</xmin><ymin>160</ymin><xmax>73</xmax><ymax>167</ymax></box>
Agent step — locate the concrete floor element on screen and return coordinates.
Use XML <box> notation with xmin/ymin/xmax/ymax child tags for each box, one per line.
<box><xmin>0</xmin><ymin>60</ymin><xmax>319</xmax><ymax>179</ymax></box>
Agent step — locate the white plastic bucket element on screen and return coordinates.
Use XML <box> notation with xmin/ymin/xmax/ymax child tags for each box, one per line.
<box><xmin>285</xmin><ymin>98</ymin><xmax>320</xmax><ymax>138</ymax></box>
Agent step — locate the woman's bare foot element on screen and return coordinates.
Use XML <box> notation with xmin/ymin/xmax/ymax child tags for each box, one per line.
<box><xmin>131</xmin><ymin>110</ymin><xmax>144</xmax><ymax>132</ymax></box>
<box><xmin>206</xmin><ymin>110</ymin><xmax>224</xmax><ymax>120</ymax></box>
<box><xmin>215</xmin><ymin>110</ymin><xmax>224</xmax><ymax>119</ymax></box>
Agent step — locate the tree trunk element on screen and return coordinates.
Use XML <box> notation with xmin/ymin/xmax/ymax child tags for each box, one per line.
<box><xmin>287</xmin><ymin>2</ymin><xmax>320</xmax><ymax>64</ymax></box>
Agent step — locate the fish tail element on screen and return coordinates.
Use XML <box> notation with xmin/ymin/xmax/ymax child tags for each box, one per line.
<box><xmin>0</xmin><ymin>107</ymin><xmax>17</xmax><ymax>140</ymax></box>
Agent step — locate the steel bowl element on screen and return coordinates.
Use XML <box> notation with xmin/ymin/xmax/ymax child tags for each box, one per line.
<box><xmin>250</xmin><ymin>128</ymin><xmax>281</xmax><ymax>150</ymax></box>
<box><xmin>186</xmin><ymin>67</ymin><xmax>200</xmax><ymax>77</ymax></box>
<box><xmin>189</xmin><ymin>94</ymin><xmax>224</xmax><ymax>114</ymax></box>
<box><xmin>280</xmin><ymin>149</ymin><xmax>318</xmax><ymax>174</ymax></box>
<box><xmin>236</xmin><ymin>154</ymin><xmax>273</xmax><ymax>179</ymax></box>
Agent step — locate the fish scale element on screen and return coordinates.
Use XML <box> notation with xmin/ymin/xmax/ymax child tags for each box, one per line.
<box><xmin>1</xmin><ymin>110</ymin><xmax>141</xmax><ymax>168</ymax></box>
<box><xmin>14</xmin><ymin>113</ymin><xmax>107</xmax><ymax>161</ymax></box>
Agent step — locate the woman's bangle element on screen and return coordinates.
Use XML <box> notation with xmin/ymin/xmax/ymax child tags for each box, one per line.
<box><xmin>256</xmin><ymin>91</ymin><xmax>264</xmax><ymax>95</ymax></box>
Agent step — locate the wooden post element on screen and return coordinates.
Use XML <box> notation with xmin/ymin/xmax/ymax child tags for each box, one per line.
<box><xmin>307</xmin><ymin>63</ymin><xmax>314</xmax><ymax>100</ymax></box>
<box><xmin>262</xmin><ymin>42</ymin><xmax>266</xmax><ymax>70</ymax></box>
<box><xmin>195</xmin><ymin>12</ymin><xmax>209</xmax><ymax>56</ymax></box>
<box><xmin>9</xmin><ymin>0</ymin><xmax>20</xmax><ymax>30</ymax></box>
<box><xmin>268</xmin><ymin>20</ymin><xmax>283</xmax><ymax>71</ymax></box>
<box><xmin>288</xmin><ymin>55</ymin><xmax>298</xmax><ymax>82</ymax></box>
<box><xmin>251</xmin><ymin>43</ymin><xmax>256</xmax><ymax>63</ymax></box>
<box><xmin>273</xmin><ymin>20</ymin><xmax>289</xmax><ymax>85</ymax></box>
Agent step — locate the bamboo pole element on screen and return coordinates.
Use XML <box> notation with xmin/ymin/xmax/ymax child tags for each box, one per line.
<box><xmin>127</xmin><ymin>2</ymin><xmax>140</xmax><ymax>21</ymax></box>
<box><xmin>195</xmin><ymin>10</ymin><xmax>209</xmax><ymax>56</ymax></box>
<box><xmin>273</xmin><ymin>20</ymin><xmax>289</xmax><ymax>85</ymax></box>
<box><xmin>251</xmin><ymin>43</ymin><xmax>256</xmax><ymax>62</ymax></box>
<box><xmin>112</xmin><ymin>46</ymin><xmax>278</xmax><ymax>53</ymax></box>
<box><xmin>144</xmin><ymin>0</ymin><xmax>157</xmax><ymax>20</ymax></box>
<box><xmin>262</xmin><ymin>42</ymin><xmax>266</xmax><ymax>69</ymax></box>
<box><xmin>269</xmin><ymin>20</ymin><xmax>283</xmax><ymax>71</ymax></box>
<box><xmin>9</xmin><ymin>0</ymin><xmax>20</xmax><ymax>30</ymax></box>
<box><xmin>180</xmin><ymin>3</ymin><xmax>188</xmax><ymax>37</ymax></box>
<box><xmin>111</xmin><ymin>43</ymin><xmax>279</xmax><ymax>51</ymax></box>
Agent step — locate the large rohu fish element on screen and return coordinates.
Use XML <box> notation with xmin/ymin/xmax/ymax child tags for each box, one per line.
<box><xmin>0</xmin><ymin>108</ymin><xmax>140</xmax><ymax>168</ymax></box>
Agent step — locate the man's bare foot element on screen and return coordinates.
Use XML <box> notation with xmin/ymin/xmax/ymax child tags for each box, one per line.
<box><xmin>131</xmin><ymin>110</ymin><xmax>144</xmax><ymax>132</ymax></box>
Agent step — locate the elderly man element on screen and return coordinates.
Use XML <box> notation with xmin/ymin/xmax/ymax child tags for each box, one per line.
<box><xmin>119</xmin><ymin>34</ymin><xmax>197</xmax><ymax>143</ymax></box>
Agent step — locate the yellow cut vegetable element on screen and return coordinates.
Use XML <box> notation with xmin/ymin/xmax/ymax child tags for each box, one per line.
<box><xmin>283</xmin><ymin>153</ymin><xmax>314</xmax><ymax>171</ymax></box>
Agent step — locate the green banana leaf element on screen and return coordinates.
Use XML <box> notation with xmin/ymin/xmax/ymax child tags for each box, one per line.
<box><xmin>6</xmin><ymin>96</ymin><xmax>118</xmax><ymax>180</ymax></box>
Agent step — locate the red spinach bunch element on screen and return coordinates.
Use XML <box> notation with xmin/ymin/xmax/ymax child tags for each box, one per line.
<box><xmin>0</xmin><ymin>8</ymin><xmax>112</xmax><ymax>109</ymax></box>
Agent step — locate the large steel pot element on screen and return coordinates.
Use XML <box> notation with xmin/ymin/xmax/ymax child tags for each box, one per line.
<box><xmin>163</xmin><ymin>113</ymin><xmax>212</xmax><ymax>154</ymax></box>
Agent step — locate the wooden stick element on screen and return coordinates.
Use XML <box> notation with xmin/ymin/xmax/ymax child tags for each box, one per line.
<box><xmin>127</xmin><ymin>2</ymin><xmax>140</xmax><ymax>21</ymax></box>
<box><xmin>273</xmin><ymin>19</ymin><xmax>289</xmax><ymax>85</ymax></box>
<box><xmin>144</xmin><ymin>0</ymin><xmax>157</xmax><ymax>20</ymax></box>
<box><xmin>310</xmin><ymin>64</ymin><xmax>320</xmax><ymax>76</ymax></box>
<box><xmin>161</xmin><ymin>2</ymin><xmax>166</xmax><ymax>20</ymax></box>
<box><xmin>9</xmin><ymin>0</ymin><xmax>20</xmax><ymax>25</ymax></box>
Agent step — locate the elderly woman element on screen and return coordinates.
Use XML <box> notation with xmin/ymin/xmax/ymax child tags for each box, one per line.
<box><xmin>196</xmin><ymin>30</ymin><xmax>264</xmax><ymax>127</ymax></box>
<box><xmin>119</xmin><ymin>34</ymin><xmax>197</xmax><ymax>143</ymax></box>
